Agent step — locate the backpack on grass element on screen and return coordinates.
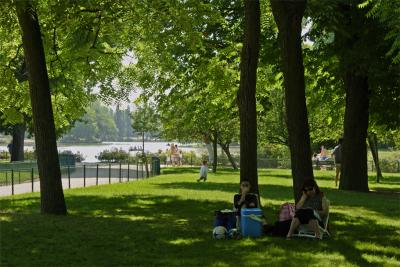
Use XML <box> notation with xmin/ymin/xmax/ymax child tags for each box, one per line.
<box><xmin>213</xmin><ymin>209</ymin><xmax>238</xmax><ymax>239</ymax></box>
<box><xmin>214</xmin><ymin>209</ymin><xmax>237</xmax><ymax>230</ymax></box>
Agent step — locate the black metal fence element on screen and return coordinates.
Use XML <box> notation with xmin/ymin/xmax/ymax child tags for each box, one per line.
<box><xmin>0</xmin><ymin>159</ymin><xmax>160</xmax><ymax>196</ymax></box>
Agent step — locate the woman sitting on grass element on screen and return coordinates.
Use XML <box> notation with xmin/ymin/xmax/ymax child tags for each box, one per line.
<box><xmin>233</xmin><ymin>180</ymin><xmax>259</xmax><ymax>214</ymax></box>
<box><xmin>233</xmin><ymin>180</ymin><xmax>268</xmax><ymax>229</ymax></box>
<box><xmin>286</xmin><ymin>179</ymin><xmax>329</xmax><ymax>240</ymax></box>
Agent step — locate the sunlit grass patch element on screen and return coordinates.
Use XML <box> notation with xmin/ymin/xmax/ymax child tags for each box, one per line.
<box><xmin>362</xmin><ymin>253</ymin><xmax>400</xmax><ymax>267</ymax></box>
<box><xmin>168</xmin><ymin>237</ymin><xmax>202</xmax><ymax>245</ymax></box>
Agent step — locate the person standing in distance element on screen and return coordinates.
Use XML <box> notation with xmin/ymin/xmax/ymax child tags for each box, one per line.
<box><xmin>197</xmin><ymin>160</ymin><xmax>208</xmax><ymax>182</ymax></box>
<box><xmin>7</xmin><ymin>142</ymin><xmax>13</xmax><ymax>159</ymax></box>
<box><xmin>332</xmin><ymin>138</ymin><xmax>343</xmax><ymax>187</ymax></box>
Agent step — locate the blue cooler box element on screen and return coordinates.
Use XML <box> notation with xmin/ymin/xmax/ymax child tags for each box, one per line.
<box><xmin>240</xmin><ymin>208</ymin><xmax>263</xmax><ymax>238</ymax></box>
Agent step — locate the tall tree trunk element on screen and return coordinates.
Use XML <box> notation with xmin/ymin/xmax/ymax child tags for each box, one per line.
<box><xmin>368</xmin><ymin>132</ymin><xmax>383</xmax><ymax>183</ymax></box>
<box><xmin>16</xmin><ymin>0</ymin><xmax>67</xmax><ymax>214</ymax></box>
<box><xmin>204</xmin><ymin>134</ymin><xmax>214</xmax><ymax>166</ymax></box>
<box><xmin>237</xmin><ymin>0</ymin><xmax>260</xmax><ymax>195</ymax></box>
<box><xmin>271</xmin><ymin>0</ymin><xmax>313</xmax><ymax>201</ymax></box>
<box><xmin>339</xmin><ymin>71</ymin><xmax>369</xmax><ymax>192</ymax></box>
<box><xmin>211</xmin><ymin>132</ymin><xmax>218</xmax><ymax>173</ymax></box>
<box><xmin>11</xmin><ymin>123</ymin><xmax>26</xmax><ymax>162</ymax></box>
<box><xmin>143</xmin><ymin>155</ymin><xmax>150</xmax><ymax>178</ymax></box>
<box><xmin>220</xmin><ymin>143</ymin><xmax>238</xmax><ymax>170</ymax></box>
<box><xmin>142</xmin><ymin>131</ymin><xmax>149</xmax><ymax>177</ymax></box>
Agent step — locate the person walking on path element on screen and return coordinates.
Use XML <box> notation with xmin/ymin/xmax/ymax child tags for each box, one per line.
<box><xmin>197</xmin><ymin>160</ymin><xmax>208</xmax><ymax>182</ymax></box>
<box><xmin>332</xmin><ymin>138</ymin><xmax>343</xmax><ymax>187</ymax></box>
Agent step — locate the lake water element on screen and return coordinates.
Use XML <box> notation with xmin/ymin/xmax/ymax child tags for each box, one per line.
<box><xmin>0</xmin><ymin>142</ymin><xmax>208</xmax><ymax>163</ymax></box>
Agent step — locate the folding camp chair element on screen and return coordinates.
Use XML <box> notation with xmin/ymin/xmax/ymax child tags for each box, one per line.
<box><xmin>292</xmin><ymin>199</ymin><xmax>330</xmax><ymax>239</ymax></box>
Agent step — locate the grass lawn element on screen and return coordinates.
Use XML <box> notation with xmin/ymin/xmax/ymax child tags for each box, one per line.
<box><xmin>0</xmin><ymin>169</ymin><xmax>37</xmax><ymax>185</ymax></box>
<box><xmin>1</xmin><ymin>168</ymin><xmax>399</xmax><ymax>266</ymax></box>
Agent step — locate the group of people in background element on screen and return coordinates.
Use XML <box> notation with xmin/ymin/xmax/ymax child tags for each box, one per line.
<box><xmin>312</xmin><ymin>139</ymin><xmax>342</xmax><ymax>163</ymax></box>
<box><xmin>312</xmin><ymin>145</ymin><xmax>329</xmax><ymax>161</ymax></box>
<box><xmin>167</xmin><ymin>143</ymin><xmax>183</xmax><ymax>166</ymax></box>
<box><xmin>312</xmin><ymin>138</ymin><xmax>343</xmax><ymax>187</ymax></box>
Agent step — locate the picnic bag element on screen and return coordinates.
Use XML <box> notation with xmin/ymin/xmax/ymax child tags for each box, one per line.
<box><xmin>214</xmin><ymin>209</ymin><xmax>237</xmax><ymax>230</ymax></box>
<box><xmin>278</xmin><ymin>202</ymin><xmax>295</xmax><ymax>221</ymax></box>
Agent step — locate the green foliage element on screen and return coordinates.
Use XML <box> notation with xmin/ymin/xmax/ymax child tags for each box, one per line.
<box><xmin>258</xmin><ymin>143</ymin><xmax>290</xmax><ymax>160</ymax></box>
<box><xmin>97</xmin><ymin>148</ymin><xmax>130</xmax><ymax>162</ymax></box>
<box><xmin>114</xmin><ymin>106</ymin><xmax>134</xmax><ymax>140</ymax></box>
<box><xmin>305</xmin><ymin>0</ymin><xmax>400</xmax><ymax>143</ymax></box>
<box><xmin>131</xmin><ymin>102</ymin><xmax>160</xmax><ymax>134</ymax></box>
<box><xmin>360</xmin><ymin>0</ymin><xmax>400</xmax><ymax>63</ymax></box>
<box><xmin>1</xmin><ymin>0</ymin><xmax>398</xmax><ymax>167</ymax></box>
<box><xmin>378</xmin><ymin>159</ymin><xmax>400</xmax><ymax>173</ymax></box>
<box><xmin>303</xmin><ymin>43</ymin><xmax>345</xmax><ymax>145</ymax></box>
<box><xmin>23</xmin><ymin>150</ymin><xmax>36</xmax><ymax>161</ymax></box>
<box><xmin>121</xmin><ymin>0</ymin><xmax>242</xmax><ymax>145</ymax></box>
<box><xmin>257</xmin><ymin>68</ymin><xmax>288</xmax><ymax>146</ymax></box>
<box><xmin>0</xmin><ymin>0</ymin><xmax>140</xmax><ymax>137</ymax></box>
<box><xmin>62</xmin><ymin>102</ymin><xmax>118</xmax><ymax>142</ymax></box>
<box><xmin>59</xmin><ymin>150</ymin><xmax>85</xmax><ymax>163</ymax></box>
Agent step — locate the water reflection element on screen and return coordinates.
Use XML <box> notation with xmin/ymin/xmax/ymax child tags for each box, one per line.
<box><xmin>0</xmin><ymin>142</ymin><xmax>207</xmax><ymax>163</ymax></box>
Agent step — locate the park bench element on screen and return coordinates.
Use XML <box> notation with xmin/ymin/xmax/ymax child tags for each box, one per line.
<box><xmin>312</xmin><ymin>160</ymin><xmax>335</xmax><ymax>170</ymax></box>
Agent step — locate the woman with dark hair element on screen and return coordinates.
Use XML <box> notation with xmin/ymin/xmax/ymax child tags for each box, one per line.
<box><xmin>233</xmin><ymin>180</ymin><xmax>267</xmax><ymax>231</ymax></box>
<box><xmin>233</xmin><ymin>180</ymin><xmax>258</xmax><ymax>214</ymax></box>
<box><xmin>286</xmin><ymin>179</ymin><xmax>329</xmax><ymax>239</ymax></box>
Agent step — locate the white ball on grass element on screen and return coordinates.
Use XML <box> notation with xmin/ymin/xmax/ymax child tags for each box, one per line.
<box><xmin>213</xmin><ymin>226</ymin><xmax>227</xmax><ymax>239</ymax></box>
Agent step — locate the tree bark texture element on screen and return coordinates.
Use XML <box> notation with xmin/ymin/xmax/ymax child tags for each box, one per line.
<box><xmin>144</xmin><ymin>156</ymin><xmax>150</xmax><ymax>178</ymax></box>
<box><xmin>11</xmin><ymin>123</ymin><xmax>26</xmax><ymax>162</ymax></box>
<box><xmin>210</xmin><ymin>132</ymin><xmax>218</xmax><ymax>173</ymax></box>
<box><xmin>271</xmin><ymin>0</ymin><xmax>314</xmax><ymax>201</ymax></box>
<box><xmin>237</xmin><ymin>0</ymin><xmax>260</xmax><ymax>195</ymax></box>
<box><xmin>367</xmin><ymin>132</ymin><xmax>382</xmax><ymax>183</ymax></box>
<box><xmin>339</xmin><ymin>71</ymin><xmax>369</xmax><ymax>192</ymax></box>
<box><xmin>16</xmin><ymin>0</ymin><xmax>67</xmax><ymax>214</ymax></box>
<box><xmin>213</xmin><ymin>132</ymin><xmax>218</xmax><ymax>173</ymax></box>
<box><xmin>220</xmin><ymin>143</ymin><xmax>238</xmax><ymax>170</ymax></box>
<box><xmin>142</xmin><ymin>132</ymin><xmax>149</xmax><ymax>177</ymax></box>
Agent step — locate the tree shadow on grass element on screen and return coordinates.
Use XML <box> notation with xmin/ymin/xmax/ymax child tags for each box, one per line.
<box><xmin>368</xmin><ymin>187</ymin><xmax>400</xmax><ymax>195</ymax></box>
<box><xmin>2</xmin><ymin>193</ymin><xmax>399</xmax><ymax>266</ymax></box>
<box><xmin>369</xmin><ymin>173</ymin><xmax>400</xmax><ymax>184</ymax></box>
<box><xmin>162</xmin><ymin>167</ymin><xmax>199</xmax><ymax>175</ymax></box>
<box><xmin>327</xmin><ymin>212</ymin><xmax>400</xmax><ymax>265</ymax></box>
<box><xmin>162</xmin><ymin>167</ymin><xmax>240</xmax><ymax>176</ymax></box>
<box><xmin>157</xmin><ymin>182</ymin><xmax>294</xmax><ymax>203</ymax></box>
<box><xmin>261</xmin><ymin>171</ymin><xmax>336</xmax><ymax>182</ymax></box>
<box><xmin>0</xmin><ymin>196</ymin><xmax>41</xmax><ymax>214</ymax></box>
<box><xmin>155</xmin><ymin>179</ymin><xmax>399</xmax><ymax>219</ymax></box>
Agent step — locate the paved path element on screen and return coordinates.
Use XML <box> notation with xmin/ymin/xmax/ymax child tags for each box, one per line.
<box><xmin>0</xmin><ymin>177</ymin><xmax>143</xmax><ymax>197</ymax></box>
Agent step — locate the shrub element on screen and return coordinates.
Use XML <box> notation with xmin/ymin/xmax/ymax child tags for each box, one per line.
<box><xmin>0</xmin><ymin>150</ymin><xmax>9</xmax><ymax>160</ymax></box>
<box><xmin>258</xmin><ymin>144</ymin><xmax>290</xmax><ymax>160</ymax></box>
<box><xmin>59</xmin><ymin>150</ymin><xmax>85</xmax><ymax>162</ymax></box>
<box><xmin>24</xmin><ymin>150</ymin><xmax>36</xmax><ymax>160</ymax></box>
<box><xmin>97</xmin><ymin>148</ymin><xmax>130</xmax><ymax>162</ymax></box>
<box><xmin>379</xmin><ymin>160</ymin><xmax>400</xmax><ymax>173</ymax></box>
